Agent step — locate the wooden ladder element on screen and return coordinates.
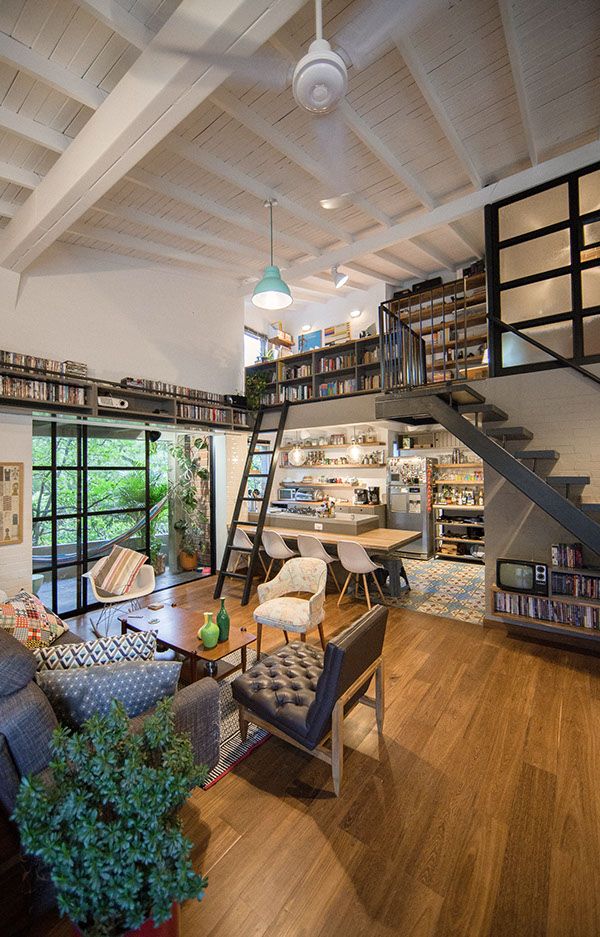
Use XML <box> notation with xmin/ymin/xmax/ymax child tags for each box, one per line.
<box><xmin>213</xmin><ymin>401</ymin><xmax>289</xmax><ymax>605</ymax></box>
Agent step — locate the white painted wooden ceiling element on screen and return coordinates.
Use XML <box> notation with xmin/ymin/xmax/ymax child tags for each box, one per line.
<box><xmin>0</xmin><ymin>0</ymin><xmax>597</xmax><ymax>305</ymax></box>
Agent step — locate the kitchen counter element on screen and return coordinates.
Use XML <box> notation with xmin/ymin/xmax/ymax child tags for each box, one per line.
<box><xmin>247</xmin><ymin>509</ymin><xmax>379</xmax><ymax>536</ymax></box>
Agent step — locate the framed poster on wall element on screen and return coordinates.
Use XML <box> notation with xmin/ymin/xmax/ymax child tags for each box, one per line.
<box><xmin>298</xmin><ymin>329</ymin><xmax>322</xmax><ymax>351</ymax></box>
<box><xmin>324</xmin><ymin>322</ymin><xmax>351</xmax><ymax>345</ymax></box>
<box><xmin>0</xmin><ymin>462</ymin><xmax>23</xmax><ymax>545</ymax></box>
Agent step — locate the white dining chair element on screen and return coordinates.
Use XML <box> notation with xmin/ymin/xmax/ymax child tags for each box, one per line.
<box><xmin>337</xmin><ymin>540</ymin><xmax>386</xmax><ymax>610</ymax></box>
<box><xmin>297</xmin><ymin>534</ymin><xmax>341</xmax><ymax>592</ymax></box>
<box><xmin>261</xmin><ymin>529</ymin><xmax>297</xmax><ymax>581</ymax></box>
<box><xmin>229</xmin><ymin>527</ymin><xmax>267</xmax><ymax>576</ymax></box>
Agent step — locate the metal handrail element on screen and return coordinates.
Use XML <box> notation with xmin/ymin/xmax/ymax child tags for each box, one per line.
<box><xmin>489</xmin><ymin>314</ymin><xmax>600</xmax><ymax>389</ymax></box>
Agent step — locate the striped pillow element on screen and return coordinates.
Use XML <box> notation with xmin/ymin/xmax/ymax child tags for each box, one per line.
<box><xmin>93</xmin><ymin>546</ymin><xmax>147</xmax><ymax>596</ymax></box>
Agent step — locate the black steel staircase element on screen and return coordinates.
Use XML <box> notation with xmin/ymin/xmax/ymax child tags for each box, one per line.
<box><xmin>214</xmin><ymin>402</ymin><xmax>289</xmax><ymax>606</ymax></box>
<box><xmin>376</xmin><ymin>383</ymin><xmax>600</xmax><ymax>554</ymax></box>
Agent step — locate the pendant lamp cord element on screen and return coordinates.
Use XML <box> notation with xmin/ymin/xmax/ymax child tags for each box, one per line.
<box><xmin>269</xmin><ymin>200</ymin><xmax>274</xmax><ymax>266</ymax></box>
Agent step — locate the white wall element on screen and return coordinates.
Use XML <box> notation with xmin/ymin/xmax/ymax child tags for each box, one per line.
<box><xmin>279</xmin><ymin>282</ymin><xmax>386</xmax><ymax>344</ymax></box>
<box><xmin>0</xmin><ymin>413</ymin><xmax>32</xmax><ymax>596</ymax></box>
<box><xmin>0</xmin><ymin>243</ymin><xmax>246</xmax><ymax>394</ymax></box>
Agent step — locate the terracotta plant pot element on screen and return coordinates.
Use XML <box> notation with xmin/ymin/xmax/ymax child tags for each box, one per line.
<box><xmin>72</xmin><ymin>904</ymin><xmax>180</xmax><ymax>937</ymax></box>
<box><xmin>178</xmin><ymin>550</ymin><xmax>198</xmax><ymax>571</ymax></box>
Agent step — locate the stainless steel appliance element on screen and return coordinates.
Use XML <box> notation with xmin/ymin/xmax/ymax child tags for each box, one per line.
<box><xmin>387</xmin><ymin>457</ymin><xmax>435</xmax><ymax>559</ymax></box>
<box><xmin>367</xmin><ymin>486</ymin><xmax>380</xmax><ymax>505</ymax></box>
<box><xmin>354</xmin><ymin>488</ymin><xmax>369</xmax><ymax>504</ymax></box>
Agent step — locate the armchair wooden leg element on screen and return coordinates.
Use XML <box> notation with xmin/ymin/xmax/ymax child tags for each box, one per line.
<box><xmin>239</xmin><ymin>706</ymin><xmax>249</xmax><ymax>742</ymax></box>
<box><xmin>362</xmin><ymin>574</ymin><xmax>372</xmax><ymax>610</ymax></box>
<box><xmin>265</xmin><ymin>558</ymin><xmax>274</xmax><ymax>581</ymax></box>
<box><xmin>300</xmin><ymin>632</ymin><xmax>306</xmax><ymax>643</ymax></box>
<box><xmin>256</xmin><ymin>623</ymin><xmax>263</xmax><ymax>660</ymax></box>
<box><xmin>337</xmin><ymin>573</ymin><xmax>352</xmax><ymax>606</ymax></box>
<box><xmin>283</xmin><ymin>630</ymin><xmax>289</xmax><ymax>644</ymax></box>
<box><xmin>317</xmin><ymin>621</ymin><xmax>326</xmax><ymax>650</ymax></box>
<box><xmin>375</xmin><ymin>660</ymin><xmax>385</xmax><ymax>734</ymax></box>
<box><xmin>372</xmin><ymin>572</ymin><xmax>386</xmax><ymax>604</ymax></box>
<box><xmin>331</xmin><ymin>701</ymin><xmax>344</xmax><ymax>796</ymax></box>
<box><xmin>329</xmin><ymin>566</ymin><xmax>341</xmax><ymax>593</ymax></box>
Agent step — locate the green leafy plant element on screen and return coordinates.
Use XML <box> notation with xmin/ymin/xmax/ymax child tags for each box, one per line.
<box><xmin>13</xmin><ymin>699</ymin><xmax>207</xmax><ymax>937</ymax></box>
<box><xmin>169</xmin><ymin>438</ymin><xmax>209</xmax><ymax>560</ymax></box>
<box><xmin>245</xmin><ymin>372</ymin><xmax>271</xmax><ymax>411</ymax></box>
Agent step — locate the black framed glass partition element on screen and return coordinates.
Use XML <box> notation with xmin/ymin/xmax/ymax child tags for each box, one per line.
<box><xmin>486</xmin><ymin>162</ymin><xmax>600</xmax><ymax>375</ymax></box>
<box><xmin>33</xmin><ymin>420</ymin><xmax>214</xmax><ymax>617</ymax></box>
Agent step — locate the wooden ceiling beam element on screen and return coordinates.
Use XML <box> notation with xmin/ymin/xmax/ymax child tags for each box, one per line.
<box><xmin>394</xmin><ymin>38</ymin><xmax>483</xmax><ymax>190</ymax></box>
<box><xmin>72</xmin><ymin>0</ymin><xmax>154</xmax><ymax>51</ymax></box>
<box><xmin>276</xmin><ymin>140</ymin><xmax>600</xmax><ymax>283</ymax></box>
<box><xmin>447</xmin><ymin>222</ymin><xmax>482</xmax><ymax>259</ymax></box>
<box><xmin>498</xmin><ymin>0</ymin><xmax>539</xmax><ymax>166</ymax></box>
<box><xmin>0</xmin><ymin>199</ymin><xmax>18</xmax><ymax>218</ymax></box>
<box><xmin>346</xmin><ymin>261</ymin><xmax>401</xmax><ymax>285</ymax></box>
<box><xmin>0</xmin><ymin>160</ymin><xmax>42</xmax><ymax>190</ymax></box>
<box><xmin>405</xmin><ymin>238</ymin><xmax>457</xmax><ymax>274</ymax></box>
<box><xmin>127</xmin><ymin>165</ymin><xmax>317</xmax><ymax>258</ymax></box>
<box><xmin>376</xmin><ymin>250</ymin><xmax>426</xmax><ymax>279</ymax></box>
<box><xmin>0</xmin><ymin>105</ymin><xmax>70</xmax><ymax>153</ymax></box>
<box><xmin>0</xmin><ymin>0</ymin><xmax>307</xmax><ymax>273</ymax></box>
<box><xmin>211</xmin><ymin>87</ymin><xmax>393</xmax><ymax>228</ymax></box>
<box><xmin>164</xmin><ymin>135</ymin><xmax>351</xmax><ymax>245</ymax></box>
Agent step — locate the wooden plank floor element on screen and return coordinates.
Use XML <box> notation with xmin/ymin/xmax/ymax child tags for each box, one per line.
<box><xmin>31</xmin><ymin>574</ymin><xmax>600</xmax><ymax>937</ymax></box>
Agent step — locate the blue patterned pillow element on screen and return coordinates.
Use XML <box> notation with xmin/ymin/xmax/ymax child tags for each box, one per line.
<box><xmin>34</xmin><ymin>630</ymin><xmax>157</xmax><ymax>671</ymax></box>
<box><xmin>36</xmin><ymin>660</ymin><xmax>181</xmax><ymax>728</ymax></box>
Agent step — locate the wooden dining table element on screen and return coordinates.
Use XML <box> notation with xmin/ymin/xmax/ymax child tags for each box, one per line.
<box><xmin>239</xmin><ymin>523</ymin><xmax>419</xmax><ymax>597</ymax></box>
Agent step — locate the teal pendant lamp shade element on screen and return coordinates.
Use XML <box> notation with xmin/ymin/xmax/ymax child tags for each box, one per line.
<box><xmin>252</xmin><ymin>199</ymin><xmax>292</xmax><ymax>310</ymax></box>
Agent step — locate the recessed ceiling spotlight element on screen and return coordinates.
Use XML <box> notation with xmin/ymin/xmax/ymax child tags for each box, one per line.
<box><xmin>349</xmin><ymin>308</ymin><xmax>361</xmax><ymax>318</ymax></box>
<box><xmin>301</xmin><ymin>324</ymin><xmax>312</xmax><ymax>332</ymax></box>
<box><xmin>331</xmin><ymin>264</ymin><xmax>349</xmax><ymax>289</ymax></box>
<box><xmin>320</xmin><ymin>193</ymin><xmax>352</xmax><ymax>210</ymax></box>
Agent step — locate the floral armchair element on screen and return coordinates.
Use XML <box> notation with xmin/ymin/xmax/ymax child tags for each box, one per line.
<box><xmin>253</xmin><ymin>557</ymin><xmax>328</xmax><ymax>657</ymax></box>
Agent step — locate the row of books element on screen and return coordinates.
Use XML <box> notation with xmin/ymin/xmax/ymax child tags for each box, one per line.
<box><xmin>494</xmin><ymin>590</ymin><xmax>599</xmax><ymax>629</ymax></box>
<box><xmin>232</xmin><ymin>411</ymin><xmax>249</xmax><ymax>426</ymax></box>
<box><xmin>318</xmin><ymin>379</ymin><xmax>356</xmax><ymax>398</ymax></box>
<box><xmin>177</xmin><ymin>404</ymin><xmax>229</xmax><ymax>423</ymax></box>
<box><xmin>317</xmin><ymin>354</ymin><xmax>356</xmax><ymax>372</ymax></box>
<box><xmin>551</xmin><ymin>571</ymin><xmax>600</xmax><ymax>600</ymax></box>
<box><xmin>361</xmin><ymin>348</ymin><xmax>379</xmax><ymax>365</ymax></box>
<box><xmin>283</xmin><ymin>365</ymin><xmax>312</xmax><ymax>380</ymax></box>
<box><xmin>0</xmin><ymin>349</ymin><xmax>87</xmax><ymax>377</ymax></box>
<box><xmin>551</xmin><ymin>542</ymin><xmax>583</xmax><ymax>568</ymax></box>
<box><xmin>360</xmin><ymin>374</ymin><xmax>381</xmax><ymax>391</ymax></box>
<box><xmin>122</xmin><ymin>376</ymin><xmax>226</xmax><ymax>404</ymax></box>
<box><xmin>0</xmin><ymin>376</ymin><xmax>87</xmax><ymax>406</ymax></box>
<box><xmin>282</xmin><ymin>384</ymin><xmax>312</xmax><ymax>402</ymax></box>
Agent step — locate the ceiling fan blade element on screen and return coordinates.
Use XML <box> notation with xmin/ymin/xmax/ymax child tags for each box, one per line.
<box><xmin>158</xmin><ymin>44</ymin><xmax>292</xmax><ymax>92</ymax></box>
<box><xmin>312</xmin><ymin>110</ymin><xmax>355</xmax><ymax>202</ymax></box>
<box><xmin>335</xmin><ymin>0</ymin><xmax>442</xmax><ymax>71</ymax></box>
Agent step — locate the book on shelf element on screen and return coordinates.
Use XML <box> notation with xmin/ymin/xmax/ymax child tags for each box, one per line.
<box><xmin>551</xmin><ymin>571</ymin><xmax>600</xmax><ymax>600</ymax></box>
<box><xmin>177</xmin><ymin>403</ymin><xmax>228</xmax><ymax>423</ymax></box>
<box><xmin>360</xmin><ymin>373</ymin><xmax>380</xmax><ymax>391</ymax></box>
<box><xmin>121</xmin><ymin>375</ymin><xmax>225</xmax><ymax>404</ymax></box>
<box><xmin>283</xmin><ymin>384</ymin><xmax>312</xmax><ymax>402</ymax></box>
<box><xmin>284</xmin><ymin>364</ymin><xmax>312</xmax><ymax>380</ymax></box>
<box><xmin>318</xmin><ymin>378</ymin><xmax>356</xmax><ymax>397</ymax></box>
<box><xmin>0</xmin><ymin>375</ymin><xmax>86</xmax><ymax>406</ymax></box>
<box><xmin>494</xmin><ymin>590</ymin><xmax>599</xmax><ymax>630</ymax></box>
<box><xmin>318</xmin><ymin>353</ymin><xmax>356</xmax><ymax>372</ymax></box>
<box><xmin>0</xmin><ymin>348</ymin><xmax>88</xmax><ymax>378</ymax></box>
<box><xmin>361</xmin><ymin>348</ymin><xmax>379</xmax><ymax>365</ymax></box>
<box><xmin>551</xmin><ymin>542</ymin><xmax>583</xmax><ymax>568</ymax></box>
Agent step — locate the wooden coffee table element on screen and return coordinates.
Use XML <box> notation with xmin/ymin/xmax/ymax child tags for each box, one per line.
<box><xmin>120</xmin><ymin>605</ymin><xmax>256</xmax><ymax>682</ymax></box>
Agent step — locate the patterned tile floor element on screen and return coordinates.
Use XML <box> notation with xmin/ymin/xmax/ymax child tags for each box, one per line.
<box><xmin>393</xmin><ymin>557</ymin><xmax>485</xmax><ymax>625</ymax></box>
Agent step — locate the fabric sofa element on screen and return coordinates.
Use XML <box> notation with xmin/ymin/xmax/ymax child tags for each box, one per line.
<box><xmin>0</xmin><ymin>627</ymin><xmax>220</xmax><ymax>921</ymax></box>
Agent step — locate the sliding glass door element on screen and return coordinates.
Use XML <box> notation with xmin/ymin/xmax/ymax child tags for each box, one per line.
<box><xmin>32</xmin><ymin>421</ymin><xmax>213</xmax><ymax>617</ymax></box>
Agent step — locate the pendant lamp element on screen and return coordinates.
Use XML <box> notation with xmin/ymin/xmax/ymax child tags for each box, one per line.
<box><xmin>252</xmin><ymin>199</ymin><xmax>292</xmax><ymax>310</ymax></box>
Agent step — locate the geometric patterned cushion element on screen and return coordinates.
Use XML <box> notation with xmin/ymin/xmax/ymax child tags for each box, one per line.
<box><xmin>92</xmin><ymin>545</ymin><xmax>147</xmax><ymax>596</ymax></box>
<box><xmin>0</xmin><ymin>590</ymin><xmax>68</xmax><ymax>649</ymax></box>
<box><xmin>35</xmin><ymin>659</ymin><xmax>182</xmax><ymax>729</ymax></box>
<box><xmin>33</xmin><ymin>629</ymin><xmax>157</xmax><ymax>671</ymax></box>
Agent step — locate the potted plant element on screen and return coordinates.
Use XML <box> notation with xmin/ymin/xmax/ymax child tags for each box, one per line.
<box><xmin>12</xmin><ymin>699</ymin><xmax>208</xmax><ymax>937</ymax></box>
<box><xmin>150</xmin><ymin>537</ymin><xmax>166</xmax><ymax>575</ymax></box>
<box><xmin>169</xmin><ymin>438</ymin><xmax>208</xmax><ymax>572</ymax></box>
<box><xmin>172</xmin><ymin>520</ymin><xmax>201</xmax><ymax>571</ymax></box>
<box><xmin>245</xmin><ymin>372</ymin><xmax>271</xmax><ymax>412</ymax></box>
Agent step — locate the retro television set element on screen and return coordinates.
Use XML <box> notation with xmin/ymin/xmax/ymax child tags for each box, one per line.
<box><xmin>496</xmin><ymin>558</ymin><xmax>548</xmax><ymax>595</ymax></box>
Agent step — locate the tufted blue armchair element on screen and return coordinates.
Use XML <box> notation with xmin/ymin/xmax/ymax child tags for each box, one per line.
<box><xmin>232</xmin><ymin>605</ymin><xmax>387</xmax><ymax>795</ymax></box>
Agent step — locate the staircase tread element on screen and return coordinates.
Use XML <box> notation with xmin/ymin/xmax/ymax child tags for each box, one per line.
<box><xmin>485</xmin><ymin>426</ymin><xmax>534</xmax><ymax>439</ymax></box>
<box><xmin>458</xmin><ymin>403</ymin><xmax>508</xmax><ymax>422</ymax></box>
<box><xmin>514</xmin><ymin>450</ymin><xmax>560</xmax><ymax>459</ymax></box>
<box><xmin>546</xmin><ymin>475</ymin><xmax>591</xmax><ymax>485</ymax></box>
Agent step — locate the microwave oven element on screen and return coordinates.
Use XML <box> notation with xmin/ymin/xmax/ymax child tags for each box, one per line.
<box><xmin>496</xmin><ymin>558</ymin><xmax>548</xmax><ymax>595</ymax></box>
<box><xmin>278</xmin><ymin>487</ymin><xmax>297</xmax><ymax>500</ymax></box>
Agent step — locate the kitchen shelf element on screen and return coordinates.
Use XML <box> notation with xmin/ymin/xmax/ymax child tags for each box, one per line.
<box><xmin>433</xmin><ymin>480</ymin><xmax>483</xmax><ymax>486</ymax></box>
<box><xmin>433</xmin><ymin>504</ymin><xmax>484</xmax><ymax>510</ymax></box>
<box><xmin>435</xmin><ymin>463</ymin><xmax>483</xmax><ymax>469</ymax></box>
<box><xmin>280</xmin><ymin>442</ymin><xmax>385</xmax><ymax>450</ymax></box>
<box><xmin>437</xmin><ymin>536</ymin><xmax>484</xmax><ymax>544</ymax></box>
<box><xmin>281</xmin><ymin>463</ymin><xmax>385</xmax><ymax>469</ymax></box>
<box><xmin>435</xmin><ymin>520</ymin><xmax>484</xmax><ymax>528</ymax></box>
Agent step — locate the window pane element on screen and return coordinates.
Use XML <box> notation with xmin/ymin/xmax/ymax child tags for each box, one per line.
<box><xmin>501</xmin><ymin>321</ymin><xmax>573</xmax><ymax>367</ymax></box>
<box><xmin>583</xmin><ymin>315</ymin><xmax>600</xmax><ymax>357</ymax></box>
<box><xmin>87</xmin><ymin>469</ymin><xmax>146</xmax><ymax>512</ymax></box>
<box><xmin>32</xmin><ymin>521</ymin><xmax>52</xmax><ymax>558</ymax></box>
<box><xmin>57</xmin><ymin>517</ymin><xmax>79</xmax><ymax>552</ymax></box>
<box><xmin>34</xmin><ymin>572</ymin><xmax>52</xmax><ymax>609</ymax></box>
<box><xmin>582</xmin><ymin>267</ymin><xmax>600</xmax><ymax>310</ymax></box>
<box><xmin>88</xmin><ymin>511</ymin><xmax>145</xmax><ymax>553</ymax></box>
<box><xmin>55</xmin><ymin>431</ymin><xmax>78</xmax><ymax>467</ymax></box>
<box><xmin>244</xmin><ymin>332</ymin><xmax>263</xmax><ymax>367</ymax></box>
<box><xmin>56</xmin><ymin>469</ymin><xmax>79</xmax><ymax>516</ymax></box>
<box><xmin>579</xmin><ymin>169</ymin><xmax>600</xmax><ymax>215</ymax></box>
<box><xmin>499</xmin><ymin>229</ymin><xmax>571</xmax><ymax>283</ymax></box>
<box><xmin>500</xmin><ymin>274</ymin><xmax>572</xmax><ymax>324</ymax></box>
<box><xmin>32</xmin><ymin>431</ymin><xmax>52</xmax><ymax>467</ymax></box>
<box><xmin>583</xmin><ymin>220</ymin><xmax>600</xmax><ymax>246</ymax></box>
<box><xmin>32</xmin><ymin>469</ymin><xmax>52</xmax><ymax>519</ymax></box>
<box><xmin>56</xmin><ymin>565</ymin><xmax>79</xmax><ymax>616</ymax></box>
<box><xmin>87</xmin><ymin>428</ymin><xmax>145</xmax><ymax>467</ymax></box>
<box><xmin>498</xmin><ymin>184</ymin><xmax>568</xmax><ymax>241</ymax></box>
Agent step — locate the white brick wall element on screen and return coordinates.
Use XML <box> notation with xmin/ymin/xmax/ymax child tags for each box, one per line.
<box><xmin>0</xmin><ymin>413</ymin><xmax>32</xmax><ymax>596</ymax></box>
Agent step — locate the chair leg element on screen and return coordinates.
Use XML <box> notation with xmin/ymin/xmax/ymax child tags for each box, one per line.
<box><xmin>329</xmin><ymin>565</ymin><xmax>341</xmax><ymax>593</ymax></box>
<box><xmin>256</xmin><ymin>623</ymin><xmax>263</xmax><ymax>660</ymax></box>
<box><xmin>362</xmin><ymin>574</ymin><xmax>372</xmax><ymax>610</ymax></box>
<box><xmin>265</xmin><ymin>558</ymin><xmax>274</xmax><ymax>581</ymax></box>
<box><xmin>283</xmin><ymin>630</ymin><xmax>289</xmax><ymax>644</ymax></box>
<box><xmin>300</xmin><ymin>632</ymin><xmax>306</xmax><ymax>643</ymax></box>
<box><xmin>239</xmin><ymin>707</ymin><xmax>249</xmax><ymax>742</ymax></box>
<box><xmin>375</xmin><ymin>660</ymin><xmax>385</xmax><ymax>734</ymax></box>
<box><xmin>317</xmin><ymin>621</ymin><xmax>326</xmax><ymax>650</ymax></box>
<box><xmin>337</xmin><ymin>573</ymin><xmax>352</xmax><ymax>606</ymax></box>
<box><xmin>331</xmin><ymin>700</ymin><xmax>344</xmax><ymax>796</ymax></box>
<box><xmin>372</xmin><ymin>572</ymin><xmax>386</xmax><ymax>604</ymax></box>
<box><xmin>259</xmin><ymin>554</ymin><xmax>268</xmax><ymax>576</ymax></box>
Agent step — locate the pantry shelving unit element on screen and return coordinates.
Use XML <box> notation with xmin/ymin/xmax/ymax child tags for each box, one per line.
<box><xmin>433</xmin><ymin>460</ymin><xmax>485</xmax><ymax>563</ymax></box>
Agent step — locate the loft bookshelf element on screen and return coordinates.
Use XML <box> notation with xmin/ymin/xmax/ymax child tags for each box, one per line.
<box><xmin>0</xmin><ymin>360</ymin><xmax>249</xmax><ymax>431</ymax></box>
<box><xmin>245</xmin><ymin>333</ymin><xmax>381</xmax><ymax>407</ymax></box>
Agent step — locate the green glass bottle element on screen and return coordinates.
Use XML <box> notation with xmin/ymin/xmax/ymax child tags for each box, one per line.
<box><xmin>217</xmin><ymin>598</ymin><xmax>230</xmax><ymax>642</ymax></box>
<box><xmin>199</xmin><ymin>611</ymin><xmax>219</xmax><ymax>649</ymax></box>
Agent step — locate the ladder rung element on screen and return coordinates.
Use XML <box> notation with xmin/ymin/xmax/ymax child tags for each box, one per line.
<box><xmin>223</xmin><ymin>571</ymin><xmax>248</xmax><ymax>580</ymax></box>
<box><xmin>227</xmin><ymin>545</ymin><xmax>252</xmax><ymax>554</ymax></box>
<box><xmin>238</xmin><ymin>521</ymin><xmax>258</xmax><ymax>527</ymax></box>
<box><xmin>242</xmin><ymin>496</ymin><xmax>264</xmax><ymax>501</ymax></box>
<box><xmin>248</xmin><ymin>473</ymin><xmax>269</xmax><ymax>477</ymax></box>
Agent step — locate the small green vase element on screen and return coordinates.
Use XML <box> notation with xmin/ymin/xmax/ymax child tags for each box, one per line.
<box><xmin>199</xmin><ymin>612</ymin><xmax>219</xmax><ymax>649</ymax></box>
<box><xmin>217</xmin><ymin>598</ymin><xmax>230</xmax><ymax>642</ymax></box>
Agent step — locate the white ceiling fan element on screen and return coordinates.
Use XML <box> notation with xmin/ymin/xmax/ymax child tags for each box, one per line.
<box><xmin>163</xmin><ymin>0</ymin><xmax>438</xmax><ymax>199</ymax></box>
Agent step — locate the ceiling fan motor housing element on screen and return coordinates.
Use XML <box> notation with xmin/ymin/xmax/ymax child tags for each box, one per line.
<box><xmin>292</xmin><ymin>39</ymin><xmax>348</xmax><ymax>114</ymax></box>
